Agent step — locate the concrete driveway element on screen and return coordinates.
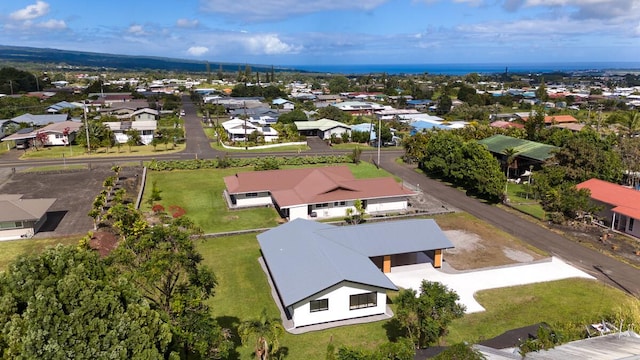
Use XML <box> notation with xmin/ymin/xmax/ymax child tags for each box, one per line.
<box><xmin>385</xmin><ymin>257</ymin><xmax>595</xmax><ymax>313</ymax></box>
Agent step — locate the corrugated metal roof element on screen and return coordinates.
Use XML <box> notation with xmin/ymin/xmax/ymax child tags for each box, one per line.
<box><xmin>478</xmin><ymin>135</ymin><xmax>558</xmax><ymax>162</ymax></box>
<box><xmin>258</xmin><ymin>218</ymin><xmax>453</xmax><ymax>308</ymax></box>
<box><xmin>524</xmin><ymin>331</ymin><xmax>640</xmax><ymax>359</ymax></box>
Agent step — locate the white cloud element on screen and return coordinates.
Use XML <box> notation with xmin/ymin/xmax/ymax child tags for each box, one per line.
<box><xmin>38</xmin><ymin>19</ymin><xmax>67</xmax><ymax>30</ymax></box>
<box><xmin>128</xmin><ymin>25</ymin><xmax>146</xmax><ymax>35</ymax></box>
<box><xmin>10</xmin><ymin>1</ymin><xmax>50</xmax><ymax>21</ymax></box>
<box><xmin>177</xmin><ymin>18</ymin><xmax>199</xmax><ymax>28</ymax></box>
<box><xmin>187</xmin><ymin>46</ymin><xmax>209</xmax><ymax>56</ymax></box>
<box><xmin>200</xmin><ymin>0</ymin><xmax>387</xmax><ymax>21</ymax></box>
<box><xmin>243</xmin><ymin>34</ymin><xmax>302</xmax><ymax>54</ymax></box>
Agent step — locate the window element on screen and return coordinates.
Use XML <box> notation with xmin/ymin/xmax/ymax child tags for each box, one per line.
<box><xmin>310</xmin><ymin>299</ymin><xmax>328</xmax><ymax>312</ymax></box>
<box><xmin>245</xmin><ymin>192</ymin><xmax>258</xmax><ymax>198</ymax></box>
<box><xmin>0</xmin><ymin>221</ymin><xmax>23</xmax><ymax>230</ymax></box>
<box><xmin>349</xmin><ymin>292</ymin><xmax>377</xmax><ymax>310</ymax></box>
<box><xmin>333</xmin><ymin>201</ymin><xmax>346</xmax><ymax>206</ymax></box>
<box><xmin>315</xmin><ymin>203</ymin><xmax>328</xmax><ymax>208</ymax></box>
<box><xmin>630</xmin><ymin>218</ymin><xmax>635</xmax><ymax>232</ymax></box>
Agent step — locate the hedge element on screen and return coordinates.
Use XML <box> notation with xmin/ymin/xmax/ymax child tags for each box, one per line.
<box><xmin>147</xmin><ymin>155</ymin><xmax>353</xmax><ymax>171</ymax></box>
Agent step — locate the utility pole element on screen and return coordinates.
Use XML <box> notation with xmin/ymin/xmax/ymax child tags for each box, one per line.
<box><xmin>84</xmin><ymin>101</ymin><xmax>91</xmax><ymax>153</ymax></box>
<box><xmin>377</xmin><ymin>116</ymin><xmax>381</xmax><ymax>168</ymax></box>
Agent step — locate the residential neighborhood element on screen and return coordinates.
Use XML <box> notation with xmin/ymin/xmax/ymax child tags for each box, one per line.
<box><xmin>1</xmin><ymin>63</ymin><xmax>640</xmax><ymax>360</ymax></box>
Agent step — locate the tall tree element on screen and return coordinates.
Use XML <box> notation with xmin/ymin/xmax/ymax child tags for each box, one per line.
<box><xmin>328</xmin><ymin>76</ymin><xmax>350</xmax><ymax>94</ymax></box>
<box><xmin>110</xmin><ymin>216</ymin><xmax>231</xmax><ymax>358</ymax></box>
<box><xmin>436</xmin><ymin>95</ymin><xmax>453</xmax><ymax>115</ymax></box>
<box><xmin>525</xmin><ymin>106</ymin><xmax>546</xmax><ymax>141</ymax></box>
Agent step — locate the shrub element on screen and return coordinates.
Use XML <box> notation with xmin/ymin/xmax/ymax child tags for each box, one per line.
<box><xmin>168</xmin><ymin>205</ymin><xmax>186</xmax><ymax>218</ymax></box>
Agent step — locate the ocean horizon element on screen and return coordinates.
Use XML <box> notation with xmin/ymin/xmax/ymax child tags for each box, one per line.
<box><xmin>287</xmin><ymin>62</ymin><xmax>640</xmax><ymax>76</ymax></box>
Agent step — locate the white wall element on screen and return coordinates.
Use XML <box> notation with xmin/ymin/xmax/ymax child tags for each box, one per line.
<box><xmin>366</xmin><ymin>198</ymin><xmax>408</xmax><ymax>214</ymax></box>
<box><xmin>45</xmin><ymin>133</ymin><xmax>68</xmax><ymax>146</ymax></box>
<box><xmin>288</xmin><ymin>205</ymin><xmax>307</xmax><ymax>220</ymax></box>
<box><xmin>0</xmin><ymin>227</ymin><xmax>34</xmax><ymax>241</ymax></box>
<box><xmin>291</xmin><ymin>281</ymin><xmax>387</xmax><ymax>328</ymax></box>
<box><xmin>234</xmin><ymin>192</ymin><xmax>272</xmax><ymax>207</ymax></box>
<box><xmin>321</xmin><ymin>127</ymin><xmax>350</xmax><ymax>139</ymax></box>
<box><xmin>624</xmin><ymin>217</ymin><xmax>640</xmax><ymax>239</ymax></box>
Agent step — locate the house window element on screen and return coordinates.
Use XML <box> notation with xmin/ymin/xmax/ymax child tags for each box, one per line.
<box><xmin>630</xmin><ymin>218</ymin><xmax>635</xmax><ymax>232</ymax></box>
<box><xmin>0</xmin><ymin>221</ymin><xmax>23</xmax><ymax>230</ymax></box>
<box><xmin>333</xmin><ymin>201</ymin><xmax>346</xmax><ymax>207</ymax></box>
<box><xmin>55</xmin><ymin>134</ymin><xmax>63</xmax><ymax>139</ymax></box>
<box><xmin>349</xmin><ymin>292</ymin><xmax>377</xmax><ymax>310</ymax></box>
<box><xmin>310</xmin><ymin>299</ymin><xmax>329</xmax><ymax>312</ymax></box>
<box><xmin>245</xmin><ymin>193</ymin><xmax>258</xmax><ymax>198</ymax></box>
<box><xmin>315</xmin><ymin>203</ymin><xmax>328</xmax><ymax>208</ymax></box>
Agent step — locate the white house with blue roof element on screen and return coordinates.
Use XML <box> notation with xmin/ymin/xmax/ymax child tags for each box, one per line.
<box><xmin>258</xmin><ymin>218</ymin><xmax>454</xmax><ymax>329</ymax></box>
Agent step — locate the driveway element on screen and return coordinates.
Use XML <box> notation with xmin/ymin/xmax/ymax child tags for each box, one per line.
<box><xmin>386</xmin><ymin>257</ymin><xmax>595</xmax><ymax>313</ymax></box>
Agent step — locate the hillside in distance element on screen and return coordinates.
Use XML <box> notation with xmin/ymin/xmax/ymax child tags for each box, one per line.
<box><xmin>0</xmin><ymin>45</ymin><xmax>292</xmax><ymax>73</ymax></box>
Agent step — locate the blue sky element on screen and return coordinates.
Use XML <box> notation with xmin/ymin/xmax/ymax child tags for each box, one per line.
<box><xmin>1</xmin><ymin>0</ymin><xmax>639</xmax><ymax>67</ymax></box>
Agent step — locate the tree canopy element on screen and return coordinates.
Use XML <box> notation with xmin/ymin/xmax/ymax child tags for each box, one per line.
<box><xmin>0</xmin><ymin>245</ymin><xmax>172</xmax><ymax>359</ymax></box>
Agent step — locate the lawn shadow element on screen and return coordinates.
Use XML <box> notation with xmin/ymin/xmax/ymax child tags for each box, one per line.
<box><xmin>383</xmin><ymin>318</ymin><xmax>405</xmax><ymax>342</ymax></box>
<box><xmin>216</xmin><ymin>315</ymin><xmax>242</xmax><ymax>360</ymax></box>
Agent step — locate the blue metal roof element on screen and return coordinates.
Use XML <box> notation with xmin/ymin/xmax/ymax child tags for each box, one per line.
<box><xmin>258</xmin><ymin>218</ymin><xmax>453</xmax><ymax>308</ymax></box>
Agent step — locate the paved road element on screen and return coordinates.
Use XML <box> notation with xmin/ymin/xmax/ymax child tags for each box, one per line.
<box><xmin>181</xmin><ymin>95</ymin><xmax>221</xmax><ymax>159</ymax></box>
<box><xmin>379</xmin><ymin>155</ymin><xmax>640</xmax><ymax>297</ymax></box>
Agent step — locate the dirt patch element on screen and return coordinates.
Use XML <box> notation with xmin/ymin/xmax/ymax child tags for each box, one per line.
<box><xmin>553</xmin><ymin>223</ymin><xmax>640</xmax><ymax>269</ymax></box>
<box><xmin>436</xmin><ymin>213</ymin><xmax>545</xmax><ymax>271</ymax></box>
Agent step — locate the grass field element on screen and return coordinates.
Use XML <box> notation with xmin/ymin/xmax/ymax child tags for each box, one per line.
<box><xmin>142</xmin><ymin>168</ymin><xmax>281</xmax><ymax>233</ymax></box>
<box><xmin>447</xmin><ymin>278</ymin><xmax>635</xmax><ymax>343</ymax></box>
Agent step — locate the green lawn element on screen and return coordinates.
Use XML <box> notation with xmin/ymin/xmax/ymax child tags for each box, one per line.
<box><xmin>197</xmin><ymin>233</ymin><xmax>636</xmax><ymax>359</ymax></box>
<box><xmin>142</xmin><ymin>168</ymin><xmax>281</xmax><ymax>233</ymax></box>
<box><xmin>331</xmin><ymin>143</ymin><xmax>401</xmax><ymax>151</ymax></box>
<box><xmin>211</xmin><ymin>143</ymin><xmax>310</xmax><ymax>153</ymax></box>
<box><xmin>506</xmin><ymin>183</ymin><xmax>546</xmax><ymax>220</ymax></box>
<box><xmin>20</xmin><ymin>143</ymin><xmax>185</xmax><ymax>159</ymax></box>
<box><xmin>447</xmin><ymin>278</ymin><xmax>636</xmax><ymax>343</ymax></box>
<box><xmin>0</xmin><ymin>236</ymin><xmax>80</xmax><ymax>271</ymax></box>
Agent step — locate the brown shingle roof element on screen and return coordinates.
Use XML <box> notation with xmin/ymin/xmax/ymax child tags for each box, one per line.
<box><xmin>224</xmin><ymin>166</ymin><xmax>415</xmax><ymax>207</ymax></box>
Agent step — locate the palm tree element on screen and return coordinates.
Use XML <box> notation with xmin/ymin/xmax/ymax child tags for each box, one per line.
<box><xmin>238</xmin><ymin>309</ymin><xmax>284</xmax><ymax>360</ymax></box>
<box><xmin>502</xmin><ymin>147</ymin><xmax>518</xmax><ymax>197</ymax></box>
<box><xmin>619</xmin><ymin>111</ymin><xmax>640</xmax><ymax>138</ymax></box>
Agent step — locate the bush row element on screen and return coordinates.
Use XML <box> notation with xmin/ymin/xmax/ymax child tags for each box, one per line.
<box><xmin>147</xmin><ymin>155</ymin><xmax>353</xmax><ymax>171</ymax></box>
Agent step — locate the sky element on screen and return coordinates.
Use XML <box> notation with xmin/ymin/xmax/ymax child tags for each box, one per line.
<box><xmin>0</xmin><ymin>0</ymin><xmax>639</xmax><ymax>67</ymax></box>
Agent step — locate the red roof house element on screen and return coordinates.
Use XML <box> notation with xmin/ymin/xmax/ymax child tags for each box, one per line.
<box><xmin>577</xmin><ymin>178</ymin><xmax>640</xmax><ymax>238</ymax></box>
<box><xmin>224</xmin><ymin>166</ymin><xmax>416</xmax><ymax>220</ymax></box>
